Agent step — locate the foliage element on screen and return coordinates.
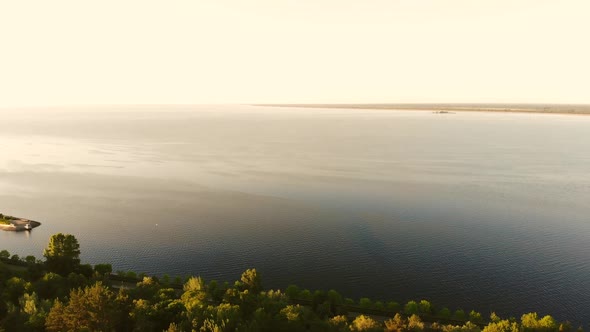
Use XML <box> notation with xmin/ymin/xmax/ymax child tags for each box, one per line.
<box><xmin>482</xmin><ymin>318</ymin><xmax>521</xmax><ymax>332</ymax></box>
<box><xmin>0</xmin><ymin>215</ymin><xmax>12</xmax><ymax>225</ymax></box>
<box><xmin>438</xmin><ymin>307</ymin><xmax>451</xmax><ymax>319</ymax></box>
<box><xmin>385</xmin><ymin>313</ymin><xmax>407</xmax><ymax>332</ymax></box>
<box><xmin>45</xmin><ymin>282</ymin><xmax>119</xmax><ymax>331</ymax></box>
<box><xmin>408</xmin><ymin>314</ymin><xmax>425</xmax><ymax>331</ymax></box>
<box><xmin>360</xmin><ymin>297</ymin><xmax>373</xmax><ymax>309</ymax></box>
<box><xmin>43</xmin><ymin>233</ymin><xmax>81</xmax><ymax>276</ymax></box>
<box><xmin>404</xmin><ymin>300</ymin><xmax>419</xmax><ymax>315</ymax></box>
<box><xmin>386</xmin><ymin>301</ymin><xmax>401</xmax><ymax>313</ymax></box>
<box><xmin>454</xmin><ymin>309</ymin><xmax>466</xmax><ymax>321</ymax></box>
<box><xmin>351</xmin><ymin>315</ymin><xmax>381</xmax><ymax>332</ymax></box>
<box><xmin>418</xmin><ymin>300</ymin><xmax>432</xmax><ymax>314</ymax></box>
<box><xmin>470</xmin><ymin>310</ymin><xmax>483</xmax><ymax>323</ymax></box>
<box><xmin>239</xmin><ymin>268</ymin><xmax>262</xmax><ymax>293</ymax></box>
<box><xmin>93</xmin><ymin>263</ymin><xmax>112</xmax><ymax>276</ymax></box>
<box><xmin>521</xmin><ymin>312</ymin><xmax>558</xmax><ymax>330</ymax></box>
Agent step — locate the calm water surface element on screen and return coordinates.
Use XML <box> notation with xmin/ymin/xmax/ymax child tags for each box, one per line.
<box><xmin>1</xmin><ymin>105</ymin><xmax>589</xmax><ymax>324</ymax></box>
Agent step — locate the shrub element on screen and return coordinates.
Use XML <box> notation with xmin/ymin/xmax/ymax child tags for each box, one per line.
<box><xmin>469</xmin><ymin>310</ymin><xmax>483</xmax><ymax>323</ymax></box>
<box><xmin>437</xmin><ymin>307</ymin><xmax>451</xmax><ymax>319</ymax></box>
<box><xmin>387</xmin><ymin>301</ymin><xmax>401</xmax><ymax>312</ymax></box>
<box><xmin>351</xmin><ymin>315</ymin><xmax>381</xmax><ymax>332</ymax></box>
<box><xmin>454</xmin><ymin>309</ymin><xmax>466</xmax><ymax>321</ymax></box>
<box><xmin>359</xmin><ymin>297</ymin><xmax>372</xmax><ymax>309</ymax></box>
<box><xmin>405</xmin><ymin>301</ymin><xmax>419</xmax><ymax>315</ymax></box>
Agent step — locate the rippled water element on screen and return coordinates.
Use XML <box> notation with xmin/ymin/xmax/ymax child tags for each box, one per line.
<box><xmin>1</xmin><ymin>105</ymin><xmax>589</xmax><ymax>324</ymax></box>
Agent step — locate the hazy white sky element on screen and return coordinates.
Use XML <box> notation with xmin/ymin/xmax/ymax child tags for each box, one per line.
<box><xmin>1</xmin><ymin>0</ymin><xmax>589</xmax><ymax>106</ymax></box>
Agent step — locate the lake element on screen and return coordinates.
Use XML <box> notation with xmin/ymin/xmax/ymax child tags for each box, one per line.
<box><xmin>1</xmin><ymin>105</ymin><xmax>589</xmax><ymax>324</ymax></box>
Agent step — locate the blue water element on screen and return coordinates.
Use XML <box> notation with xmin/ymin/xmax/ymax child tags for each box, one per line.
<box><xmin>1</xmin><ymin>105</ymin><xmax>589</xmax><ymax>324</ymax></box>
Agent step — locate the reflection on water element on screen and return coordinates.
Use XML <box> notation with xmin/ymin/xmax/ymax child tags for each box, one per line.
<box><xmin>1</xmin><ymin>105</ymin><xmax>590</xmax><ymax>324</ymax></box>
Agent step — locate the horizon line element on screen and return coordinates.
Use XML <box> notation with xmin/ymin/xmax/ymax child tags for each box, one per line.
<box><xmin>2</xmin><ymin>102</ymin><xmax>590</xmax><ymax>110</ymax></box>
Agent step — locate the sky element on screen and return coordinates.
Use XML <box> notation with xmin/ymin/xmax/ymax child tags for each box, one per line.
<box><xmin>1</xmin><ymin>0</ymin><xmax>589</xmax><ymax>107</ymax></box>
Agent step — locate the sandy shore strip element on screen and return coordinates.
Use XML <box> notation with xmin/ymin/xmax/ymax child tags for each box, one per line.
<box><xmin>256</xmin><ymin>104</ymin><xmax>590</xmax><ymax>116</ymax></box>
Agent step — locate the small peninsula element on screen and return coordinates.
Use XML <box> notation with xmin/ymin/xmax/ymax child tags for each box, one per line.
<box><xmin>0</xmin><ymin>213</ymin><xmax>41</xmax><ymax>231</ymax></box>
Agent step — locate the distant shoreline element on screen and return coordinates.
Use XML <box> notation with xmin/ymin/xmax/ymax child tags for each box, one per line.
<box><xmin>256</xmin><ymin>104</ymin><xmax>590</xmax><ymax>116</ymax></box>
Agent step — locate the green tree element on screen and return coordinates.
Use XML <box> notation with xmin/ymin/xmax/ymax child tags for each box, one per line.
<box><xmin>539</xmin><ymin>315</ymin><xmax>558</xmax><ymax>329</ymax></box>
<box><xmin>201</xmin><ymin>303</ymin><xmax>242</xmax><ymax>332</ymax></box>
<box><xmin>166</xmin><ymin>323</ymin><xmax>181</xmax><ymax>332</ymax></box>
<box><xmin>181</xmin><ymin>276</ymin><xmax>208</xmax><ymax>326</ymax></box>
<box><xmin>312</xmin><ymin>290</ymin><xmax>327</xmax><ymax>313</ymax></box>
<box><xmin>437</xmin><ymin>307</ymin><xmax>451</xmax><ymax>319</ymax></box>
<box><xmin>45</xmin><ymin>282</ymin><xmax>119</xmax><ymax>332</ymax></box>
<box><xmin>285</xmin><ymin>284</ymin><xmax>301</xmax><ymax>299</ymax></box>
<box><xmin>94</xmin><ymin>263</ymin><xmax>112</xmax><ymax>276</ymax></box>
<box><xmin>5</xmin><ymin>277</ymin><xmax>27</xmax><ymax>305</ymax></box>
<box><xmin>329</xmin><ymin>315</ymin><xmax>349</xmax><ymax>330</ymax></box>
<box><xmin>418</xmin><ymin>300</ymin><xmax>432</xmax><ymax>314</ymax></box>
<box><xmin>351</xmin><ymin>315</ymin><xmax>381</xmax><ymax>331</ymax></box>
<box><xmin>386</xmin><ymin>301</ymin><xmax>401</xmax><ymax>312</ymax></box>
<box><xmin>43</xmin><ymin>233</ymin><xmax>81</xmax><ymax>275</ymax></box>
<box><xmin>405</xmin><ymin>300</ymin><xmax>419</xmax><ymax>315</ymax></box>
<box><xmin>24</xmin><ymin>255</ymin><xmax>37</xmax><ymax>265</ymax></box>
<box><xmin>240</xmin><ymin>268</ymin><xmax>262</xmax><ymax>293</ymax></box>
<box><xmin>182</xmin><ymin>277</ymin><xmax>207</xmax><ymax>302</ymax></box>
<box><xmin>299</xmin><ymin>289</ymin><xmax>312</xmax><ymax>300</ymax></box>
<box><xmin>454</xmin><ymin>309</ymin><xmax>466</xmax><ymax>321</ymax></box>
<box><xmin>130</xmin><ymin>298</ymin><xmax>157</xmax><ymax>331</ymax></box>
<box><xmin>469</xmin><ymin>310</ymin><xmax>483</xmax><ymax>323</ymax></box>
<box><xmin>208</xmin><ymin>280</ymin><xmax>225</xmax><ymax>303</ymax></box>
<box><xmin>374</xmin><ymin>301</ymin><xmax>385</xmax><ymax>311</ymax></box>
<box><xmin>281</xmin><ymin>304</ymin><xmax>306</xmax><ymax>322</ymax></box>
<box><xmin>521</xmin><ymin>312</ymin><xmax>557</xmax><ymax>330</ymax></box>
<box><xmin>132</xmin><ymin>276</ymin><xmax>161</xmax><ymax>301</ymax></box>
<box><xmin>408</xmin><ymin>314</ymin><xmax>425</xmax><ymax>331</ymax></box>
<box><xmin>559</xmin><ymin>321</ymin><xmax>573</xmax><ymax>332</ymax></box>
<box><xmin>34</xmin><ymin>272</ymin><xmax>67</xmax><ymax>300</ymax></box>
<box><xmin>490</xmin><ymin>312</ymin><xmax>501</xmax><ymax>323</ymax></box>
<box><xmin>44</xmin><ymin>300</ymin><xmax>67</xmax><ymax>332</ymax></box>
<box><xmin>521</xmin><ymin>312</ymin><xmax>541</xmax><ymax>328</ymax></box>
<box><xmin>19</xmin><ymin>292</ymin><xmax>47</xmax><ymax>331</ymax></box>
<box><xmin>385</xmin><ymin>313</ymin><xmax>406</xmax><ymax>332</ymax></box>
<box><xmin>483</xmin><ymin>319</ymin><xmax>520</xmax><ymax>332</ymax></box>
<box><xmin>359</xmin><ymin>297</ymin><xmax>372</xmax><ymax>309</ymax></box>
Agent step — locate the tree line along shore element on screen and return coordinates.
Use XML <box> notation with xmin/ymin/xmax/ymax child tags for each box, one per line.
<box><xmin>0</xmin><ymin>233</ymin><xmax>582</xmax><ymax>332</ymax></box>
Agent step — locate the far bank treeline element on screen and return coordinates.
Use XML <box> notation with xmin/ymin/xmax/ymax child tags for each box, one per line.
<box><xmin>0</xmin><ymin>233</ymin><xmax>581</xmax><ymax>332</ymax></box>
